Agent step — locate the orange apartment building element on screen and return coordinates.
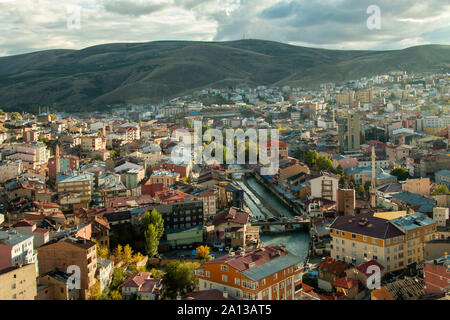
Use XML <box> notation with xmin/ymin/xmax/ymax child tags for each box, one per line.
<box><xmin>195</xmin><ymin>246</ymin><xmax>303</xmax><ymax>300</ymax></box>
<box><xmin>330</xmin><ymin>213</ymin><xmax>437</xmax><ymax>273</ymax></box>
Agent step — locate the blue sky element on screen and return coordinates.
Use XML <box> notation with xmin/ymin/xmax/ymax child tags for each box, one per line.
<box><xmin>0</xmin><ymin>0</ymin><xmax>449</xmax><ymax>56</ymax></box>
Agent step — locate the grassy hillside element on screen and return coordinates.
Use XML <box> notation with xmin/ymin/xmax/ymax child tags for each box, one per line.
<box><xmin>0</xmin><ymin>40</ymin><xmax>448</xmax><ymax>111</ymax></box>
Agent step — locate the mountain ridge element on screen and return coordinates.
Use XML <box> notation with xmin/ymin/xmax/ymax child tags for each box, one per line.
<box><xmin>0</xmin><ymin>39</ymin><xmax>449</xmax><ymax>111</ymax></box>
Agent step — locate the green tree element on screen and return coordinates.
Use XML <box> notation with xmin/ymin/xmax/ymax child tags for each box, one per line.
<box><xmin>432</xmin><ymin>185</ymin><xmax>450</xmax><ymax>195</ymax></box>
<box><xmin>144</xmin><ymin>224</ymin><xmax>159</xmax><ymax>257</ymax></box>
<box><xmin>316</xmin><ymin>155</ymin><xmax>333</xmax><ymax>172</ymax></box>
<box><xmin>304</xmin><ymin>150</ymin><xmax>318</xmax><ymax>168</ymax></box>
<box><xmin>163</xmin><ymin>261</ymin><xmax>200</xmax><ymax>298</ymax></box>
<box><xmin>110</xmin><ymin>267</ymin><xmax>127</xmax><ymax>290</ymax></box>
<box><xmin>390</xmin><ymin>168</ymin><xmax>410</xmax><ymax>181</ymax></box>
<box><xmin>141</xmin><ymin>209</ymin><xmax>164</xmax><ymax>239</ymax></box>
<box><xmin>349</xmin><ymin>180</ymin><xmax>356</xmax><ymax>190</ymax></box>
<box><xmin>357</xmin><ymin>185</ymin><xmax>365</xmax><ymax>198</ymax></box>
<box><xmin>11</xmin><ymin>112</ymin><xmax>21</xmax><ymax>120</ymax></box>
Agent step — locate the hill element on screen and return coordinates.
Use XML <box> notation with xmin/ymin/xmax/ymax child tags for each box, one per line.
<box><xmin>0</xmin><ymin>40</ymin><xmax>448</xmax><ymax>111</ymax></box>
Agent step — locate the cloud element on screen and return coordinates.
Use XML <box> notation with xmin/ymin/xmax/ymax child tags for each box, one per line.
<box><xmin>0</xmin><ymin>0</ymin><xmax>449</xmax><ymax>56</ymax></box>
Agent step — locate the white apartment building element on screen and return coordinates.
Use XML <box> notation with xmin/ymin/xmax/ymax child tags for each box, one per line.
<box><xmin>0</xmin><ymin>160</ymin><xmax>22</xmax><ymax>183</ymax></box>
<box><xmin>0</xmin><ymin>231</ymin><xmax>37</xmax><ymax>272</ymax></box>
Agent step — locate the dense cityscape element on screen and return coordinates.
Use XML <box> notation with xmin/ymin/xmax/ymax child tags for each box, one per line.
<box><xmin>0</xmin><ymin>70</ymin><xmax>449</xmax><ymax>301</ymax></box>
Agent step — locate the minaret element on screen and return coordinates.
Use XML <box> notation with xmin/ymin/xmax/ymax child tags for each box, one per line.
<box><xmin>55</xmin><ymin>144</ymin><xmax>61</xmax><ymax>175</ymax></box>
<box><xmin>370</xmin><ymin>146</ymin><xmax>377</xmax><ymax>208</ymax></box>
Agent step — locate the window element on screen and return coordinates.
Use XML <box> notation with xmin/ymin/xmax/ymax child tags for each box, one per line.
<box><xmin>351</xmin><ymin>234</ymin><xmax>356</xmax><ymax>239</ymax></box>
<box><xmin>273</xmin><ymin>273</ymin><xmax>278</xmax><ymax>280</ymax></box>
<box><xmin>205</xmin><ymin>271</ymin><xmax>210</xmax><ymax>278</ymax></box>
<box><xmin>372</xmin><ymin>238</ymin><xmax>377</xmax><ymax>244</ymax></box>
<box><xmin>363</xmin><ymin>236</ymin><xmax>367</xmax><ymax>242</ymax></box>
<box><xmin>342</xmin><ymin>232</ymin><xmax>345</xmax><ymax>236</ymax></box>
<box><xmin>222</xmin><ymin>275</ymin><xmax>228</xmax><ymax>282</ymax></box>
<box><xmin>235</xmin><ymin>278</ymin><xmax>240</xmax><ymax>286</ymax></box>
<box><xmin>221</xmin><ymin>265</ymin><xmax>228</xmax><ymax>272</ymax></box>
<box><xmin>261</xmin><ymin>279</ymin><xmax>266</xmax><ymax>286</ymax></box>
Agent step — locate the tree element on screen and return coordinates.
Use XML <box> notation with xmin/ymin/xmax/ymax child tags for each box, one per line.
<box><xmin>141</xmin><ymin>209</ymin><xmax>164</xmax><ymax>239</ymax></box>
<box><xmin>111</xmin><ymin>267</ymin><xmax>127</xmax><ymax>290</ymax></box>
<box><xmin>390</xmin><ymin>168</ymin><xmax>410</xmax><ymax>181</ymax></box>
<box><xmin>195</xmin><ymin>245</ymin><xmax>211</xmax><ymax>260</ymax></box>
<box><xmin>113</xmin><ymin>244</ymin><xmax>123</xmax><ymax>261</ymax></box>
<box><xmin>11</xmin><ymin>112</ymin><xmax>21</xmax><ymax>120</ymax></box>
<box><xmin>304</xmin><ymin>150</ymin><xmax>318</xmax><ymax>168</ymax></box>
<box><xmin>89</xmin><ymin>279</ymin><xmax>102</xmax><ymax>300</ymax></box>
<box><xmin>144</xmin><ymin>224</ymin><xmax>159</xmax><ymax>257</ymax></box>
<box><xmin>432</xmin><ymin>185</ymin><xmax>450</xmax><ymax>195</ymax></box>
<box><xmin>163</xmin><ymin>261</ymin><xmax>200</xmax><ymax>298</ymax></box>
<box><xmin>93</xmin><ymin>238</ymin><xmax>109</xmax><ymax>259</ymax></box>
<box><xmin>357</xmin><ymin>185</ymin><xmax>365</xmax><ymax>199</ymax></box>
<box><xmin>349</xmin><ymin>180</ymin><xmax>356</xmax><ymax>190</ymax></box>
<box><xmin>123</xmin><ymin>244</ymin><xmax>134</xmax><ymax>264</ymax></box>
<box><xmin>110</xmin><ymin>290</ymin><xmax>122</xmax><ymax>300</ymax></box>
<box><xmin>316</xmin><ymin>155</ymin><xmax>333</xmax><ymax>172</ymax></box>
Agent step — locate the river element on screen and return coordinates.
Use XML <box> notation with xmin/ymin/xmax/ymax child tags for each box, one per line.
<box><xmin>230</xmin><ymin>167</ymin><xmax>310</xmax><ymax>261</ymax></box>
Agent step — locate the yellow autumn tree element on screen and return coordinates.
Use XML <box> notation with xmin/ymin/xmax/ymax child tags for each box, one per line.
<box><xmin>123</xmin><ymin>244</ymin><xmax>134</xmax><ymax>265</ymax></box>
<box><xmin>89</xmin><ymin>280</ymin><xmax>102</xmax><ymax>300</ymax></box>
<box><xmin>113</xmin><ymin>244</ymin><xmax>123</xmax><ymax>262</ymax></box>
<box><xmin>110</xmin><ymin>290</ymin><xmax>122</xmax><ymax>300</ymax></box>
<box><xmin>196</xmin><ymin>245</ymin><xmax>211</xmax><ymax>260</ymax></box>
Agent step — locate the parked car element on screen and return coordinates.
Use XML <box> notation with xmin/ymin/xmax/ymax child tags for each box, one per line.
<box><xmin>225</xmin><ymin>246</ymin><xmax>230</xmax><ymax>252</ymax></box>
<box><xmin>218</xmin><ymin>247</ymin><xmax>224</xmax><ymax>252</ymax></box>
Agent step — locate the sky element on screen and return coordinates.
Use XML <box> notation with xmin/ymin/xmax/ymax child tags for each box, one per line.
<box><xmin>0</xmin><ymin>0</ymin><xmax>449</xmax><ymax>56</ymax></box>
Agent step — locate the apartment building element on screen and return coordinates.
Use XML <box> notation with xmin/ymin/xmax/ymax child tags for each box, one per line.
<box><xmin>0</xmin><ymin>231</ymin><xmax>37</xmax><ymax>271</ymax></box>
<box><xmin>308</xmin><ymin>172</ymin><xmax>339</xmax><ymax>202</ymax></box>
<box><xmin>37</xmin><ymin>237</ymin><xmax>97</xmax><ymax>299</ymax></box>
<box><xmin>435</xmin><ymin>169</ymin><xmax>450</xmax><ymax>188</ymax></box>
<box><xmin>330</xmin><ymin>213</ymin><xmax>437</xmax><ymax>272</ymax></box>
<box><xmin>336</xmin><ymin>189</ymin><xmax>355</xmax><ymax>216</ymax></box>
<box><xmin>2</xmin><ymin>143</ymin><xmax>50</xmax><ymax>168</ymax></box>
<box><xmin>195</xmin><ymin>246</ymin><xmax>303</xmax><ymax>300</ymax></box>
<box><xmin>0</xmin><ymin>160</ymin><xmax>22</xmax><ymax>183</ymax></box>
<box><xmin>0</xmin><ymin>264</ymin><xmax>37</xmax><ymax>300</ymax></box>
<box><xmin>423</xmin><ymin>254</ymin><xmax>450</xmax><ymax>294</ymax></box>
<box><xmin>12</xmin><ymin>220</ymin><xmax>50</xmax><ymax>249</ymax></box>
<box><xmin>57</xmin><ymin>172</ymin><xmax>95</xmax><ymax>204</ymax></box>
<box><xmin>211</xmin><ymin>207</ymin><xmax>259</xmax><ymax>249</ymax></box>
<box><xmin>390</xmin><ymin>213</ymin><xmax>437</xmax><ymax>266</ymax></box>
<box><xmin>81</xmin><ymin>136</ymin><xmax>106</xmax><ymax>152</ymax></box>
<box><xmin>401</xmin><ymin>178</ymin><xmax>431</xmax><ymax>196</ymax></box>
<box><xmin>150</xmin><ymin>170</ymin><xmax>180</xmax><ymax>187</ymax></box>
<box><xmin>356</xmin><ymin>89</ymin><xmax>374</xmax><ymax>104</ymax></box>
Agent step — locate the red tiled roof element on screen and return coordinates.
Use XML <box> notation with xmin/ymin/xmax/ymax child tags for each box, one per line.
<box><xmin>121</xmin><ymin>273</ymin><xmax>162</xmax><ymax>293</ymax></box>
<box><xmin>13</xmin><ymin>220</ymin><xmax>36</xmax><ymax>227</ymax></box>
<box><xmin>212</xmin><ymin>207</ymin><xmax>248</xmax><ymax>226</ymax></box>
<box><xmin>33</xmin><ymin>228</ymin><xmax>49</xmax><ymax>234</ymax></box>
<box><xmin>205</xmin><ymin>246</ymin><xmax>287</xmax><ymax>273</ymax></box>
<box><xmin>318</xmin><ymin>257</ymin><xmax>350</xmax><ymax>276</ymax></box>
<box><xmin>332</xmin><ymin>277</ymin><xmax>359</xmax><ymax>289</ymax></box>
<box><xmin>355</xmin><ymin>260</ymin><xmax>385</xmax><ymax>276</ymax></box>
